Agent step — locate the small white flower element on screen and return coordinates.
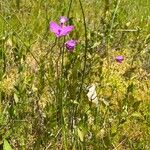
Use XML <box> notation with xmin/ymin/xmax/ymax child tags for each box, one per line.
<box><xmin>87</xmin><ymin>84</ymin><xmax>99</xmax><ymax>105</ymax></box>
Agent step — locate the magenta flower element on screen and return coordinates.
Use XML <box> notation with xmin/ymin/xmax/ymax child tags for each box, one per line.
<box><xmin>115</xmin><ymin>56</ymin><xmax>124</xmax><ymax>63</ymax></box>
<box><xmin>60</xmin><ymin>16</ymin><xmax>68</xmax><ymax>24</ymax></box>
<box><xmin>50</xmin><ymin>21</ymin><xmax>74</xmax><ymax>37</ymax></box>
<box><xmin>65</xmin><ymin>40</ymin><xmax>76</xmax><ymax>52</ymax></box>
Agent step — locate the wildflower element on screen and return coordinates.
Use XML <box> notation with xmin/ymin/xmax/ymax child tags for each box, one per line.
<box><xmin>60</xmin><ymin>16</ymin><xmax>68</xmax><ymax>25</ymax></box>
<box><xmin>65</xmin><ymin>40</ymin><xmax>76</xmax><ymax>51</ymax></box>
<box><xmin>50</xmin><ymin>21</ymin><xmax>74</xmax><ymax>37</ymax></box>
<box><xmin>115</xmin><ymin>56</ymin><xmax>124</xmax><ymax>63</ymax></box>
<box><xmin>87</xmin><ymin>84</ymin><xmax>99</xmax><ymax>106</ymax></box>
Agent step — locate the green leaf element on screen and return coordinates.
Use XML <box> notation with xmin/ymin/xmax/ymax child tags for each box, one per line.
<box><xmin>77</xmin><ymin>128</ymin><xmax>84</xmax><ymax>142</ymax></box>
<box><xmin>3</xmin><ymin>139</ymin><xmax>13</xmax><ymax>150</ymax></box>
<box><xmin>14</xmin><ymin>93</ymin><xmax>19</xmax><ymax>103</ymax></box>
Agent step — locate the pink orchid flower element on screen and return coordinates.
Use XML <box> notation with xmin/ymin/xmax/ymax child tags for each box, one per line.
<box><xmin>50</xmin><ymin>21</ymin><xmax>74</xmax><ymax>37</ymax></box>
<box><xmin>65</xmin><ymin>40</ymin><xmax>77</xmax><ymax>52</ymax></box>
<box><xmin>115</xmin><ymin>56</ymin><xmax>124</xmax><ymax>63</ymax></box>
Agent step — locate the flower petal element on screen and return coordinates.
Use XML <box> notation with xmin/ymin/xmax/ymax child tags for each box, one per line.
<box><xmin>60</xmin><ymin>16</ymin><xmax>68</xmax><ymax>24</ymax></box>
<box><xmin>65</xmin><ymin>39</ymin><xmax>76</xmax><ymax>51</ymax></box>
<box><xmin>61</xmin><ymin>26</ymin><xmax>74</xmax><ymax>36</ymax></box>
<box><xmin>49</xmin><ymin>22</ymin><xmax>61</xmax><ymax>36</ymax></box>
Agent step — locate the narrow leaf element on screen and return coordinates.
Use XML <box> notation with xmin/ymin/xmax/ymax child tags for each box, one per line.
<box><xmin>3</xmin><ymin>139</ymin><xmax>13</xmax><ymax>150</ymax></box>
<box><xmin>77</xmin><ymin>128</ymin><xmax>84</xmax><ymax>142</ymax></box>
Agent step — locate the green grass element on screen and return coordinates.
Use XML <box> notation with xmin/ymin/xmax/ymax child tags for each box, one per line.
<box><xmin>0</xmin><ymin>0</ymin><xmax>150</xmax><ymax>149</ymax></box>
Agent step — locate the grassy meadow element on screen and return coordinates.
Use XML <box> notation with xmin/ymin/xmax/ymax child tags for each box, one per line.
<box><xmin>0</xmin><ymin>0</ymin><xmax>150</xmax><ymax>149</ymax></box>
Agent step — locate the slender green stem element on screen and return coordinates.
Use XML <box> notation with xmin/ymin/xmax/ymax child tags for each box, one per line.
<box><xmin>44</xmin><ymin>37</ymin><xmax>57</xmax><ymax>57</ymax></box>
<box><xmin>106</xmin><ymin>0</ymin><xmax>121</xmax><ymax>81</ymax></box>
<box><xmin>71</xmin><ymin>0</ymin><xmax>88</xmax><ymax>142</ymax></box>
<box><xmin>59</xmin><ymin>0</ymin><xmax>74</xmax><ymax>131</ymax></box>
<box><xmin>56</xmin><ymin>0</ymin><xmax>73</xmax><ymax>143</ymax></box>
<box><xmin>109</xmin><ymin>0</ymin><xmax>121</xmax><ymax>36</ymax></box>
<box><xmin>77</xmin><ymin>0</ymin><xmax>88</xmax><ymax>101</ymax></box>
<box><xmin>67</xmin><ymin>0</ymin><xmax>73</xmax><ymax>17</ymax></box>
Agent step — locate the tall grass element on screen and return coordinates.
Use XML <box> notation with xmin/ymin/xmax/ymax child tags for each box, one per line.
<box><xmin>0</xmin><ymin>0</ymin><xmax>150</xmax><ymax>149</ymax></box>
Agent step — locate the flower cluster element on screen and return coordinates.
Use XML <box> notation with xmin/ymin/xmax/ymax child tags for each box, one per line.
<box><xmin>49</xmin><ymin>16</ymin><xmax>124</xmax><ymax>60</ymax></box>
<box><xmin>49</xmin><ymin>16</ymin><xmax>76</xmax><ymax>52</ymax></box>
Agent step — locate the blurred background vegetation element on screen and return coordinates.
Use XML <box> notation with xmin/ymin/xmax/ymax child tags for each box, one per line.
<box><xmin>0</xmin><ymin>0</ymin><xmax>150</xmax><ymax>149</ymax></box>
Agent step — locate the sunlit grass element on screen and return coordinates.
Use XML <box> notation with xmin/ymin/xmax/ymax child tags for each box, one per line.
<box><xmin>0</xmin><ymin>0</ymin><xmax>150</xmax><ymax>149</ymax></box>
